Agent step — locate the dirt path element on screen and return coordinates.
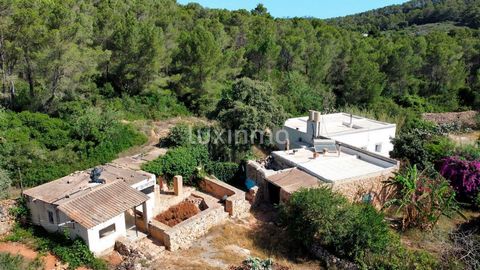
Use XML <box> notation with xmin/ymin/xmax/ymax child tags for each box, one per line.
<box><xmin>114</xmin><ymin>117</ymin><xmax>209</xmax><ymax>169</ymax></box>
<box><xmin>0</xmin><ymin>242</ymin><xmax>58</xmax><ymax>270</ymax></box>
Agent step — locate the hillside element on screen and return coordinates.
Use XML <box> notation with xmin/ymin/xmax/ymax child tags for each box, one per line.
<box><xmin>327</xmin><ymin>0</ymin><xmax>480</xmax><ymax>32</ymax></box>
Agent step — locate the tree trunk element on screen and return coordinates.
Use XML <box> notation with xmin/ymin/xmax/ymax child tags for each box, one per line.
<box><xmin>23</xmin><ymin>51</ymin><xmax>35</xmax><ymax>98</ymax></box>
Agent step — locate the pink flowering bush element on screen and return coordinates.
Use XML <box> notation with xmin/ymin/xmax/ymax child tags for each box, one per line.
<box><xmin>440</xmin><ymin>157</ymin><xmax>480</xmax><ymax>203</ymax></box>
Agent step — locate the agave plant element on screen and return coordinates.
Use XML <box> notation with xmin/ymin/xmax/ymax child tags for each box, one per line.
<box><xmin>384</xmin><ymin>165</ymin><xmax>464</xmax><ymax>231</ymax></box>
<box><xmin>243</xmin><ymin>257</ymin><xmax>274</xmax><ymax>270</ymax></box>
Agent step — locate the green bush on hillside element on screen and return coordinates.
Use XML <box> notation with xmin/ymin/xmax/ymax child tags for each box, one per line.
<box><xmin>142</xmin><ymin>145</ymin><xmax>209</xmax><ymax>184</ymax></box>
<box><xmin>0</xmin><ymin>253</ymin><xmax>43</xmax><ymax>270</ymax></box>
<box><xmin>279</xmin><ymin>187</ymin><xmax>390</xmax><ymax>263</ymax></box>
<box><xmin>205</xmin><ymin>161</ymin><xmax>240</xmax><ymax>183</ymax></box>
<box><xmin>5</xmin><ymin>225</ymin><xmax>107</xmax><ymax>270</ymax></box>
<box><xmin>0</xmin><ymin>109</ymin><xmax>146</xmax><ymax>187</ymax></box>
<box><xmin>279</xmin><ymin>187</ymin><xmax>439</xmax><ymax>268</ymax></box>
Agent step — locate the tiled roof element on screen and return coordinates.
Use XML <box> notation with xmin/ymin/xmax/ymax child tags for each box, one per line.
<box><xmin>23</xmin><ymin>164</ymin><xmax>153</xmax><ymax>204</ymax></box>
<box><xmin>57</xmin><ymin>181</ymin><xmax>149</xmax><ymax>229</ymax></box>
<box><xmin>266</xmin><ymin>168</ymin><xmax>321</xmax><ymax>194</ymax></box>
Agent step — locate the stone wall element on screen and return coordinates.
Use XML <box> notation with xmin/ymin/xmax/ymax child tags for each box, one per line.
<box><xmin>199</xmin><ymin>176</ymin><xmax>250</xmax><ymax>219</ymax></box>
<box><xmin>247</xmin><ymin>160</ymin><xmax>397</xmax><ymax>208</ymax></box>
<box><xmin>330</xmin><ymin>173</ymin><xmax>396</xmax><ymax>208</ymax></box>
<box><xmin>422</xmin><ymin>110</ymin><xmax>478</xmax><ymax>128</ymax></box>
<box><xmin>149</xmin><ymin>205</ymin><xmax>228</xmax><ymax>251</ymax></box>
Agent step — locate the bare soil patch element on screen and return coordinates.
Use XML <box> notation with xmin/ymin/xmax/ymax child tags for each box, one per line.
<box><xmin>0</xmin><ymin>242</ymin><xmax>61</xmax><ymax>270</ymax></box>
<box><xmin>154</xmin><ymin>200</ymin><xmax>201</xmax><ymax>227</ymax></box>
<box><xmin>0</xmin><ymin>242</ymin><xmax>37</xmax><ymax>260</ymax></box>
<box><xmin>154</xmin><ymin>206</ymin><xmax>323</xmax><ymax>270</ymax></box>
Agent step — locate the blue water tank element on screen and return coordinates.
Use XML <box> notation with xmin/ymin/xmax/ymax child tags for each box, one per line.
<box><xmin>245</xmin><ymin>179</ymin><xmax>256</xmax><ymax>190</ymax></box>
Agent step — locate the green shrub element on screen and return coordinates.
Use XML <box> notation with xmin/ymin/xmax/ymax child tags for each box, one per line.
<box><xmin>0</xmin><ymin>168</ymin><xmax>12</xmax><ymax>199</ymax></box>
<box><xmin>279</xmin><ymin>187</ymin><xmax>390</xmax><ymax>263</ymax></box>
<box><xmin>104</xmin><ymin>90</ymin><xmax>190</xmax><ymax>120</ymax></box>
<box><xmin>142</xmin><ymin>145</ymin><xmax>209</xmax><ymax>184</ymax></box>
<box><xmin>9</xmin><ymin>197</ymin><xmax>30</xmax><ymax>224</ymax></box>
<box><xmin>384</xmin><ymin>165</ymin><xmax>463</xmax><ymax>231</ymax></box>
<box><xmin>0</xmin><ymin>252</ymin><xmax>43</xmax><ymax>270</ymax></box>
<box><xmin>242</xmin><ymin>257</ymin><xmax>274</xmax><ymax>270</ymax></box>
<box><xmin>205</xmin><ymin>161</ymin><xmax>239</xmax><ymax>183</ymax></box>
<box><xmin>424</xmin><ymin>136</ymin><xmax>455</xmax><ymax>162</ymax></box>
<box><xmin>0</xmin><ymin>109</ymin><xmax>146</xmax><ymax>187</ymax></box>
<box><xmin>455</xmin><ymin>144</ymin><xmax>480</xmax><ymax>161</ymax></box>
<box><xmin>363</xmin><ymin>235</ymin><xmax>439</xmax><ymax>270</ymax></box>
<box><xmin>162</xmin><ymin>124</ymin><xmax>193</xmax><ymax>147</ymax></box>
<box><xmin>5</xmin><ymin>225</ymin><xmax>107</xmax><ymax>270</ymax></box>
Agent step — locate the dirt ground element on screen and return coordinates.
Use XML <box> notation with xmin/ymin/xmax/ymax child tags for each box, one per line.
<box><xmin>152</xmin><ymin>205</ymin><xmax>323</xmax><ymax>270</ymax></box>
<box><xmin>448</xmin><ymin>131</ymin><xmax>480</xmax><ymax>146</ymax></box>
<box><xmin>118</xmin><ymin>116</ymin><xmax>210</xmax><ymax>157</ymax></box>
<box><xmin>0</xmin><ymin>242</ymin><xmax>59</xmax><ymax>270</ymax></box>
<box><xmin>154</xmin><ymin>200</ymin><xmax>201</xmax><ymax>227</ymax></box>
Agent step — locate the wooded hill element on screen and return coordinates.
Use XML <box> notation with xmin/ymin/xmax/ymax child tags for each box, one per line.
<box><xmin>1</xmin><ymin>0</ymin><xmax>480</xmax><ymax>187</ymax></box>
<box><xmin>328</xmin><ymin>0</ymin><xmax>480</xmax><ymax>32</ymax></box>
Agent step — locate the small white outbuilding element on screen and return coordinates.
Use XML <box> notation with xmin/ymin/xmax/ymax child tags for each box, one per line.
<box><xmin>23</xmin><ymin>164</ymin><xmax>156</xmax><ymax>255</ymax></box>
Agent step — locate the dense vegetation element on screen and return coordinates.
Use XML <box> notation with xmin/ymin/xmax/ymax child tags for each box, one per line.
<box><xmin>5</xmin><ymin>224</ymin><xmax>107</xmax><ymax>269</ymax></box>
<box><xmin>0</xmin><ymin>252</ymin><xmax>43</xmax><ymax>270</ymax></box>
<box><xmin>328</xmin><ymin>0</ymin><xmax>480</xmax><ymax>32</ymax></box>
<box><xmin>0</xmin><ymin>0</ymin><xmax>479</xmax><ymax>187</ymax></box>
<box><xmin>279</xmin><ymin>188</ymin><xmax>438</xmax><ymax>269</ymax></box>
<box><xmin>0</xmin><ymin>0</ymin><xmax>478</xmax><ymax>269</ymax></box>
<box><xmin>0</xmin><ymin>108</ymin><xmax>146</xmax><ymax>187</ymax></box>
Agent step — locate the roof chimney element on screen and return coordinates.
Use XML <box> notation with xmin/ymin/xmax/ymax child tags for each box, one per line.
<box><xmin>308</xmin><ymin>110</ymin><xmax>315</xmax><ymax>121</ymax></box>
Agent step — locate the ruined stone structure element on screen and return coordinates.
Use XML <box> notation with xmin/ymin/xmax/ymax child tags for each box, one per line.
<box><xmin>137</xmin><ymin>176</ymin><xmax>250</xmax><ymax>251</ymax></box>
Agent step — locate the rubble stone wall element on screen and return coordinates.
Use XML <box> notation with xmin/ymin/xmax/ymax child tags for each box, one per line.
<box><xmin>149</xmin><ymin>206</ymin><xmax>228</xmax><ymax>251</ymax></box>
<box><xmin>330</xmin><ymin>172</ymin><xmax>396</xmax><ymax>208</ymax></box>
<box><xmin>422</xmin><ymin>111</ymin><xmax>478</xmax><ymax>128</ymax></box>
<box><xmin>199</xmin><ymin>176</ymin><xmax>250</xmax><ymax>218</ymax></box>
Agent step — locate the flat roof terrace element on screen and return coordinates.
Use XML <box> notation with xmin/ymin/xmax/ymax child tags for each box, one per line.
<box><xmin>271</xmin><ymin>147</ymin><xmax>397</xmax><ymax>183</ymax></box>
<box><xmin>284</xmin><ymin>112</ymin><xmax>395</xmax><ymax>136</ymax></box>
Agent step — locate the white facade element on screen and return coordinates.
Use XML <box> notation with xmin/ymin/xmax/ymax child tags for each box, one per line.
<box><xmin>280</xmin><ymin>112</ymin><xmax>396</xmax><ymax>157</ymax></box>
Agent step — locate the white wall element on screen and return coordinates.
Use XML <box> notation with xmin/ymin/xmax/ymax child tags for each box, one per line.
<box><xmin>280</xmin><ymin>126</ymin><xmax>314</xmax><ymax>149</ymax></box>
<box><xmin>27</xmin><ymin>197</ymin><xmax>64</xmax><ymax>233</ymax></box>
<box><xmin>27</xmin><ymin>196</ymin><xmax>127</xmax><ymax>255</ymax></box>
<box><xmin>280</xmin><ymin>126</ymin><xmax>396</xmax><ymax>157</ymax></box>
<box><xmin>130</xmin><ymin>173</ymin><xmax>156</xmax><ymax>222</ymax></box>
<box><xmin>27</xmin><ymin>196</ymin><xmax>90</xmax><ymax>246</ymax></box>
<box><xmin>331</xmin><ymin>127</ymin><xmax>396</xmax><ymax>157</ymax></box>
<box><xmin>86</xmin><ymin>213</ymin><xmax>127</xmax><ymax>255</ymax></box>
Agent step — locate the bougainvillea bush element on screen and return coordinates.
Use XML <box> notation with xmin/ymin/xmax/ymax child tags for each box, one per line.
<box><xmin>440</xmin><ymin>157</ymin><xmax>480</xmax><ymax>203</ymax></box>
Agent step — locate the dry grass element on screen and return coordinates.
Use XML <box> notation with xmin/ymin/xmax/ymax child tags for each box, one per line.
<box><xmin>399</xmin><ymin>209</ymin><xmax>480</xmax><ymax>258</ymax></box>
<box><xmin>210</xmin><ymin>220</ymin><xmax>322</xmax><ymax>270</ymax></box>
<box><xmin>154</xmin><ymin>247</ymin><xmax>222</xmax><ymax>270</ymax></box>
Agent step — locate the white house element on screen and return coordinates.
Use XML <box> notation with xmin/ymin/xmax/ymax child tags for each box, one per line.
<box><xmin>247</xmin><ymin>142</ymin><xmax>399</xmax><ymax>205</ymax></box>
<box><xmin>280</xmin><ymin>111</ymin><xmax>396</xmax><ymax>157</ymax></box>
<box><xmin>23</xmin><ymin>164</ymin><xmax>156</xmax><ymax>255</ymax></box>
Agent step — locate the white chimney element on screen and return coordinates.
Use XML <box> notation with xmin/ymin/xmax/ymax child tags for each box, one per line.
<box><xmin>307</xmin><ymin>110</ymin><xmax>321</xmax><ymax>139</ymax></box>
